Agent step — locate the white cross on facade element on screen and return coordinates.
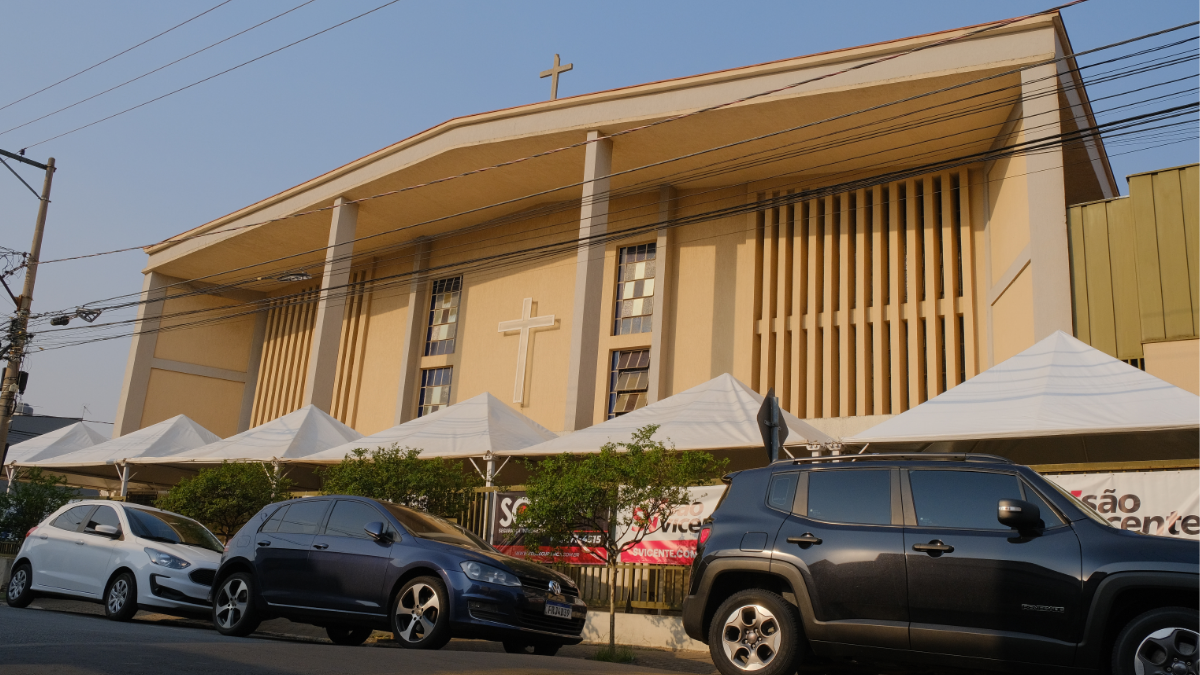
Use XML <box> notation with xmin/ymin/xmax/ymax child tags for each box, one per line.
<box><xmin>498</xmin><ymin>298</ymin><xmax>555</xmax><ymax>404</ymax></box>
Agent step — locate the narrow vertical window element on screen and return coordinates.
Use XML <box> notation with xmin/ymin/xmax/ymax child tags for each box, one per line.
<box><xmin>425</xmin><ymin>277</ymin><xmax>462</xmax><ymax>356</ymax></box>
<box><xmin>614</xmin><ymin>243</ymin><xmax>656</xmax><ymax>335</ymax></box>
<box><xmin>417</xmin><ymin>367</ymin><xmax>452</xmax><ymax>417</ymax></box>
<box><xmin>608</xmin><ymin>349</ymin><xmax>650</xmax><ymax>419</ymax></box>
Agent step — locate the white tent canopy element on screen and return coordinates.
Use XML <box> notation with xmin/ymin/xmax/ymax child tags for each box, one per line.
<box><xmin>846</xmin><ymin>331</ymin><xmax>1200</xmax><ymax>464</ymax></box>
<box><xmin>304</xmin><ymin>392</ymin><xmax>557</xmax><ymax>463</ymax></box>
<box><xmin>28</xmin><ymin>415</ymin><xmax>220</xmax><ymax>469</ymax></box>
<box><xmin>510</xmin><ymin>373</ymin><xmax>832</xmax><ymax>457</ymax></box>
<box><xmin>163</xmin><ymin>405</ymin><xmax>362</xmax><ymax>463</ymax></box>
<box><xmin>5</xmin><ymin>422</ymin><xmax>106</xmax><ymax>465</ymax></box>
<box><xmin>12</xmin><ymin>415</ymin><xmax>220</xmax><ymax>493</ymax></box>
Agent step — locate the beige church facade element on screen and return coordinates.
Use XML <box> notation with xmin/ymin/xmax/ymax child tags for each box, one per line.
<box><xmin>115</xmin><ymin>13</ymin><xmax>1126</xmax><ymax>442</ymax></box>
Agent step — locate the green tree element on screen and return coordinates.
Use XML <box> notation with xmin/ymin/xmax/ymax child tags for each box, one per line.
<box><xmin>0</xmin><ymin>468</ymin><xmax>78</xmax><ymax>542</ymax></box>
<box><xmin>317</xmin><ymin>445</ymin><xmax>483</xmax><ymax>519</ymax></box>
<box><xmin>156</xmin><ymin>462</ymin><xmax>292</xmax><ymax>542</ymax></box>
<box><xmin>515</xmin><ymin>425</ymin><xmax>726</xmax><ymax>648</ymax></box>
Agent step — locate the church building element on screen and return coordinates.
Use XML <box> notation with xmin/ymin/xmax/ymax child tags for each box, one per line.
<box><xmin>115</xmin><ymin>13</ymin><xmax>1131</xmax><ymax>442</ymax></box>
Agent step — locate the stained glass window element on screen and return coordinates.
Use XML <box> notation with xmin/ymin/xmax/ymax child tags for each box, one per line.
<box><xmin>425</xmin><ymin>277</ymin><xmax>462</xmax><ymax>356</ymax></box>
<box><xmin>614</xmin><ymin>243</ymin><xmax>656</xmax><ymax>335</ymax></box>
<box><xmin>608</xmin><ymin>349</ymin><xmax>650</xmax><ymax>419</ymax></box>
<box><xmin>417</xmin><ymin>367</ymin><xmax>452</xmax><ymax>417</ymax></box>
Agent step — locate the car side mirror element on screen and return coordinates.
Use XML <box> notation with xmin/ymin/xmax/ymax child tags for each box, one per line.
<box><xmin>998</xmin><ymin>499</ymin><xmax>1041</xmax><ymax>531</ymax></box>
<box><xmin>94</xmin><ymin>524</ymin><xmax>120</xmax><ymax>537</ymax></box>
<box><xmin>364</xmin><ymin>521</ymin><xmax>390</xmax><ymax>542</ymax></box>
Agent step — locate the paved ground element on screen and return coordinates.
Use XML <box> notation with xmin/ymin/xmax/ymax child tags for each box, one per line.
<box><xmin>0</xmin><ymin>598</ymin><xmax>718</xmax><ymax>675</ymax></box>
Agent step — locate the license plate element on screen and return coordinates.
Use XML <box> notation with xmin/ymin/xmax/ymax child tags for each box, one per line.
<box><xmin>544</xmin><ymin>602</ymin><xmax>572</xmax><ymax>619</ymax></box>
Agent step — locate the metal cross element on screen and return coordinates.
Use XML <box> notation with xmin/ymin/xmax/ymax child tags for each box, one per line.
<box><xmin>539</xmin><ymin>53</ymin><xmax>573</xmax><ymax>101</ymax></box>
<box><xmin>498</xmin><ymin>297</ymin><xmax>555</xmax><ymax>404</ymax></box>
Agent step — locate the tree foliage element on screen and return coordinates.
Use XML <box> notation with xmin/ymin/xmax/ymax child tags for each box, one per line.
<box><xmin>317</xmin><ymin>445</ymin><xmax>483</xmax><ymax>519</ymax></box>
<box><xmin>515</xmin><ymin>425</ymin><xmax>726</xmax><ymax>646</ymax></box>
<box><xmin>156</xmin><ymin>462</ymin><xmax>292</xmax><ymax>542</ymax></box>
<box><xmin>0</xmin><ymin>468</ymin><xmax>78</xmax><ymax>542</ymax></box>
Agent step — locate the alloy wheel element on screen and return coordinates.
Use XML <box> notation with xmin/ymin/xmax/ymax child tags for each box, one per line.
<box><xmin>215</xmin><ymin>578</ymin><xmax>250</xmax><ymax>630</ymax></box>
<box><xmin>107</xmin><ymin>578</ymin><xmax>129</xmax><ymax>615</ymax></box>
<box><xmin>720</xmin><ymin>604</ymin><xmax>782</xmax><ymax>671</ymax></box>
<box><xmin>7</xmin><ymin>569</ymin><xmax>27</xmax><ymax>598</ymax></box>
<box><xmin>395</xmin><ymin>583</ymin><xmax>440</xmax><ymax>643</ymax></box>
<box><xmin>1135</xmin><ymin>627</ymin><xmax>1198</xmax><ymax>675</ymax></box>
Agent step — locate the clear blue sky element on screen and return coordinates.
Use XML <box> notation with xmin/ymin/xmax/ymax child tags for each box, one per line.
<box><xmin>0</xmin><ymin>0</ymin><xmax>1195</xmax><ymax>429</ymax></box>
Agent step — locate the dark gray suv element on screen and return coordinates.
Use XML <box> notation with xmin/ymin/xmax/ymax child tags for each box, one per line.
<box><xmin>682</xmin><ymin>454</ymin><xmax>1198</xmax><ymax>675</ymax></box>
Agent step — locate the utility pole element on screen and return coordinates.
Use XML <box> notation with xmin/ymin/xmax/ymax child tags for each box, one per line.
<box><xmin>0</xmin><ymin>151</ymin><xmax>56</xmax><ymax>468</ymax></box>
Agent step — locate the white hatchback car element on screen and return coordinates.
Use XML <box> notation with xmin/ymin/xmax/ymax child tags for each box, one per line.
<box><xmin>5</xmin><ymin>500</ymin><xmax>223</xmax><ymax>621</ymax></box>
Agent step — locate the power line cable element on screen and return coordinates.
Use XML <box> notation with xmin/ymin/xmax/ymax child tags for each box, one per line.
<box><xmin>0</xmin><ymin>0</ymin><xmax>322</xmax><ymax>140</ymax></box>
<box><xmin>0</xmin><ymin>0</ymin><xmax>235</xmax><ymax>115</ymax></box>
<box><xmin>29</xmin><ymin>102</ymin><xmax>1193</xmax><ymax>349</ymax></box>
<box><xmin>19</xmin><ymin>0</ymin><xmax>403</xmax><ymax>150</ymax></box>
<box><xmin>29</xmin><ymin>38</ymin><xmax>1196</xmax><ymax>320</ymax></box>
<box><xmin>35</xmin><ymin>15</ymin><xmax>1195</xmax><ymax>274</ymax></box>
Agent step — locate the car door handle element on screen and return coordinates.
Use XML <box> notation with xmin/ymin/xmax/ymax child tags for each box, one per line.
<box><xmin>787</xmin><ymin>534</ymin><xmax>823</xmax><ymax>546</ymax></box>
<box><xmin>912</xmin><ymin>540</ymin><xmax>954</xmax><ymax>555</ymax></box>
<box><xmin>312</xmin><ymin>543</ymin><xmax>328</xmax><ymax>550</ymax></box>
<box><xmin>75</xmin><ymin>540</ymin><xmax>85</xmax><ymax>545</ymax></box>
<box><xmin>257</xmin><ymin>540</ymin><xmax>271</xmax><ymax>547</ymax></box>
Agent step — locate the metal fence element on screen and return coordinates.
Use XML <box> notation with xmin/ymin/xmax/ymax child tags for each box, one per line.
<box><xmin>560</xmin><ymin>562</ymin><xmax>691</xmax><ymax>613</ymax></box>
<box><xmin>0</xmin><ymin>542</ymin><xmax>19</xmax><ymax>556</ymax></box>
<box><xmin>455</xmin><ymin>488</ymin><xmax>692</xmax><ymax>612</ymax></box>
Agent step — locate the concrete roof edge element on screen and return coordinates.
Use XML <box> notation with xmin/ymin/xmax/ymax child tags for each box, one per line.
<box><xmin>146</xmin><ymin>13</ymin><xmax>1059</xmax><ymax>257</ymax></box>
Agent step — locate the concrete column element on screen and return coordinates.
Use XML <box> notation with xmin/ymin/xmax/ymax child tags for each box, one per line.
<box><xmin>1021</xmin><ymin>62</ymin><xmax>1074</xmax><ymax>339</ymax></box>
<box><xmin>113</xmin><ymin>271</ymin><xmax>172</xmax><ymax>438</ymax></box>
<box><xmin>393</xmin><ymin>239</ymin><xmax>432</xmax><ymax>424</ymax></box>
<box><xmin>563</xmin><ymin>131</ymin><xmax>612</xmax><ymax>432</ymax></box>
<box><xmin>647</xmin><ymin>186</ymin><xmax>675</xmax><ymax>403</ymax></box>
<box><xmin>302</xmin><ymin>197</ymin><xmax>357</xmax><ymax>411</ymax></box>
<box><xmin>237</xmin><ymin>308</ymin><xmax>269</xmax><ymax>431</ymax></box>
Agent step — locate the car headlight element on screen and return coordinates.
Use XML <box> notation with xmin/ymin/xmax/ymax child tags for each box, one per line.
<box><xmin>460</xmin><ymin>561</ymin><xmax>521</xmax><ymax>587</ymax></box>
<box><xmin>144</xmin><ymin>547</ymin><xmax>191</xmax><ymax>570</ymax></box>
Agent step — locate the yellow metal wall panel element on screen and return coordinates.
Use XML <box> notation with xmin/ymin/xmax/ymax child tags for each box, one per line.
<box><xmin>1129</xmin><ymin>174</ymin><xmax>1166</xmax><ymax>342</ymax></box>
<box><xmin>1152</xmin><ymin>171</ymin><xmax>1195</xmax><ymax>339</ymax></box>
<box><xmin>806</xmin><ymin>199</ymin><xmax>822</xmax><ymax>418</ymax></box>
<box><xmin>1082</xmin><ymin>203</ymin><xmax>1118</xmax><ymax>357</ymax></box>
<box><xmin>1105</xmin><ymin>199</ymin><xmax>1142</xmax><ymax>359</ymax></box>
<box><xmin>1068</xmin><ymin>206</ymin><xmax>1091</xmax><ymax>344</ymax></box>
<box><xmin>1181</xmin><ymin>165</ymin><xmax>1200</xmax><ymax>335</ymax></box>
<box><xmin>870</xmin><ymin>186</ymin><xmax>888</xmax><ymax>413</ymax></box>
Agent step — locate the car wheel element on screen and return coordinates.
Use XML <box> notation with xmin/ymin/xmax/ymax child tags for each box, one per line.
<box><xmin>213</xmin><ymin>572</ymin><xmax>261</xmax><ymax>637</ymax></box>
<box><xmin>326</xmin><ymin>625</ymin><xmax>373</xmax><ymax>646</ymax></box>
<box><xmin>5</xmin><ymin>563</ymin><xmax>35</xmax><ymax>608</ymax></box>
<box><xmin>391</xmin><ymin>576</ymin><xmax>451</xmax><ymax>650</ymax></box>
<box><xmin>502</xmin><ymin>639</ymin><xmax>561</xmax><ymax>656</ymax></box>
<box><xmin>1112</xmin><ymin>606</ymin><xmax>1199</xmax><ymax>675</ymax></box>
<box><xmin>103</xmin><ymin>572</ymin><xmax>138</xmax><ymax>621</ymax></box>
<box><xmin>708</xmin><ymin>589</ymin><xmax>803</xmax><ymax>675</ymax></box>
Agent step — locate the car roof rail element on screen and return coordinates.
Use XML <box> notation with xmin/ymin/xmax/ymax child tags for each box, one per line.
<box><xmin>784</xmin><ymin>452</ymin><xmax>1015</xmax><ymax>465</ymax></box>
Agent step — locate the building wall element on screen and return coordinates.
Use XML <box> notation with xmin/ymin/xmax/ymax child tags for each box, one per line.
<box><xmin>1067</xmin><ymin>164</ymin><xmax>1199</xmax><ymax>372</ymax></box>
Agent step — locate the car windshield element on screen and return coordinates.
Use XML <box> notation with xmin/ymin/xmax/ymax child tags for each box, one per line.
<box><xmin>379</xmin><ymin>502</ymin><xmax>493</xmax><ymax>551</ymax></box>
<box><xmin>125</xmin><ymin>507</ymin><xmax>224</xmax><ymax>552</ymax></box>
<box><xmin>1042</xmin><ymin>479</ymin><xmax>1113</xmax><ymax>527</ymax></box>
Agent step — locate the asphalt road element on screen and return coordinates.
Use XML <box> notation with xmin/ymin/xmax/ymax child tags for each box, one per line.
<box><xmin>0</xmin><ymin>603</ymin><xmax>693</xmax><ymax>675</ymax></box>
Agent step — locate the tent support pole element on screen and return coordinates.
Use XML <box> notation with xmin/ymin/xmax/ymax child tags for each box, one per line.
<box><xmin>116</xmin><ymin>463</ymin><xmax>135</xmax><ymax>498</ymax></box>
<box><xmin>4</xmin><ymin>464</ymin><xmax>16</xmax><ymax>493</ymax></box>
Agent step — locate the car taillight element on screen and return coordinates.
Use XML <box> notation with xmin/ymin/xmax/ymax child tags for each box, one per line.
<box><xmin>25</xmin><ymin>526</ymin><xmax>37</xmax><ymax>539</ymax></box>
<box><xmin>698</xmin><ymin>526</ymin><xmax>712</xmax><ymax>545</ymax></box>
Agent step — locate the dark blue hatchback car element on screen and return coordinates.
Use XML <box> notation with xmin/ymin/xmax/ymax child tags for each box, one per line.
<box><xmin>211</xmin><ymin>495</ymin><xmax>587</xmax><ymax>654</ymax></box>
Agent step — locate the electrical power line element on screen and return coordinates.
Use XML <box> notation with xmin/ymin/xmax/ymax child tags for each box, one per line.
<box><xmin>19</xmin><ymin>0</ymin><xmax>403</xmax><ymax>150</ymax></box>
<box><xmin>33</xmin><ymin>14</ymin><xmax>1194</xmax><ymax>280</ymax></box>
<box><xmin>0</xmin><ymin>0</ymin><xmax>322</xmax><ymax>140</ymax></box>
<box><xmin>29</xmin><ymin>102</ymin><xmax>1195</xmax><ymax>351</ymax></box>
<box><xmin>31</xmin><ymin>24</ymin><xmax>1195</xmax><ymax>319</ymax></box>
<box><xmin>0</xmin><ymin>0</ymin><xmax>236</xmax><ymax>116</ymax></box>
